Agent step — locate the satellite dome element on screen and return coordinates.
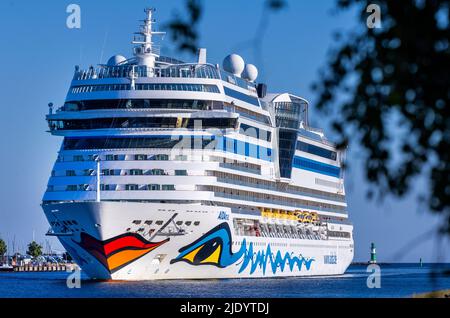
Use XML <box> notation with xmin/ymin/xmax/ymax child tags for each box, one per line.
<box><xmin>223</xmin><ymin>54</ymin><xmax>245</xmax><ymax>76</ymax></box>
<box><xmin>242</xmin><ymin>64</ymin><xmax>258</xmax><ymax>82</ymax></box>
<box><xmin>107</xmin><ymin>54</ymin><xmax>127</xmax><ymax>66</ymax></box>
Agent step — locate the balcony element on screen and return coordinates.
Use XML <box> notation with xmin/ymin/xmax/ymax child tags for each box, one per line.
<box><xmin>218</xmin><ymin>162</ymin><xmax>261</xmax><ymax>175</ymax></box>
<box><xmin>212</xmin><ymin>192</ymin><xmax>347</xmax><ymax>215</ymax></box>
<box><xmin>215</xmin><ymin>177</ymin><xmax>346</xmax><ymax>203</ymax></box>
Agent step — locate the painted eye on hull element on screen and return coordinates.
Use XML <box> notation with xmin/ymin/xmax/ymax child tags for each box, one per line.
<box><xmin>170</xmin><ymin>222</ymin><xmax>242</xmax><ymax>268</ymax></box>
<box><xmin>179</xmin><ymin>239</ymin><xmax>223</xmax><ymax>266</ymax></box>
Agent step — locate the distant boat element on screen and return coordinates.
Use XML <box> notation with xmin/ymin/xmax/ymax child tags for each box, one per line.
<box><xmin>0</xmin><ymin>264</ymin><xmax>13</xmax><ymax>272</ymax></box>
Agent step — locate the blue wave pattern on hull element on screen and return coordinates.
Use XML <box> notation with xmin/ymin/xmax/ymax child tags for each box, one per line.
<box><xmin>170</xmin><ymin>222</ymin><xmax>315</xmax><ymax>275</ymax></box>
<box><xmin>237</xmin><ymin>243</ymin><xmax>315</xmax><ymax>275</ymax></box>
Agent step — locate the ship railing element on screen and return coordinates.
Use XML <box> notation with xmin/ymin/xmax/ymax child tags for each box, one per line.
<box><xmin>73</xmin><ymin>63</ymin><xmax>221</xmax><ymax>81</ymax></box>
<box><xmin>213</xmin><ymin>192</ymin><xmax>347</xmax><ymax>214</ymax></box>
<box><xmin>215</xmin><ymin>177</ymin><xmax>346</xmax><ymax>202</ymax></box>
<box><xmin>321</xmin><ymin>218</ymin><xmax>353</xmax><ymax>226</ymax></box>
<box><xmin>218</xmin><ymin>163</ymin><xmax>261</xmax><ymax>175</ymax></box>
<box><xmin>299</xmin><ymin>126</ymin><xmax>336</xmax><ymax>148</ymax></box>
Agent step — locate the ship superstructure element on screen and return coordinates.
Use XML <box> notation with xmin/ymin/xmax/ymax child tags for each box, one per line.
<box><xmin>42</xmin><ymin>8</ymin><xmax>353</xmax><ymax>280</ymax></box>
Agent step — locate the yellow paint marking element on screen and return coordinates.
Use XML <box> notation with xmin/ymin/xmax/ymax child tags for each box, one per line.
<box><xmin>200</xmin><ymin>245</ymin><xmax>221</xmax><ymax>264</ymax></box>
<box><xmin>107</xmin><ymin>247</ymin><xmax>156</xmax><ymax>271</ymax></box>
<box><xmin>183</xmin><ymin>245</ymin><xmax>204</xmax><ymax>263</ymax></box>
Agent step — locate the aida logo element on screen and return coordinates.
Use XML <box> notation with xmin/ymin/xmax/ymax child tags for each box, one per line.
<box><xmin>324</xmin><ymin>255</ymin><xmax>337</xmax><ymax>264</ymax></box>
<box><xmin>218</xmin><ymin>211</ymin><xmax>229</xmax><ymax>220</ymax></box>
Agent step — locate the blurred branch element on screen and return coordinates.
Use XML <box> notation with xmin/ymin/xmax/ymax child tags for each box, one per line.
<box><xmin>165</xmin><ymin>0</ymin><xmax>203</xmax><ymax>55</ymax></box>
<box><xmin>166</xmin><ymin>0</ymin><xmax>450</xmax><ymax>235</ymax></box>
<box><xmin>313</xmin><ymin>0</ymin><xmax>450</xmax><ymax>234</ymax></box>
<box><xmin>165</xmin><ymin>0</ymin><xmax>287</xmax><ymax>57</ymax></box>
<box><xmin>231</xmin><ymin>0</ymin><xmax>287</xmax><ymax>78</ymax></box>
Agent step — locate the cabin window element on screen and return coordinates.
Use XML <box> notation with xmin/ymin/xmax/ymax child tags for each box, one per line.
<box><xmin>175</xmin><ymin>170</ymin><xmax>187</xmax><ymax>176</ymax></box>
<box><xmin>162</xmin><ymin>184</ymin><xmax>175</xmax><ymax>191</ymax></box>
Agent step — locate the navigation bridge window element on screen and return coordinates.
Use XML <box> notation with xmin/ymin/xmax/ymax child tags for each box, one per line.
<box><xmin>274</xmin><ymin>98</ymin><xmax>308</xmax><ymax>179</ymax></box>
<box><xmin>278</xmin><ymin>130</ymin><xmax>297</xmax><ymax>179</ymax></box>
<box><xmin>274</xmin><ymin>101</ymin><xmax>307</xmax><ymax>129</ymax></box>
<box><xmin>297</xmin><ymin>141</ymin><xmax>337</xmax><ymax>161</ymax></box>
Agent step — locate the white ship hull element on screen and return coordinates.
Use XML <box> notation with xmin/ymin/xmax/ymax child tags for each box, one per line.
<box><xmin>43</xmin><ymin>202</ymin><xmax>353</xmax><ymax>280</ymax></box>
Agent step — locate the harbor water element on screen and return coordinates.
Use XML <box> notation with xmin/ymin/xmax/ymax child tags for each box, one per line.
<box><xmin>0</xmin><ymin>263</ymin><xmax>449</xmax><ymax>298</ymax></box>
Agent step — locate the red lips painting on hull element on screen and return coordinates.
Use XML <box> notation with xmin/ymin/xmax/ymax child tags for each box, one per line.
<box><xmin>75</xmin><ymin>232</ymin><xmax>169</xmax><ymax>273</ymax></box>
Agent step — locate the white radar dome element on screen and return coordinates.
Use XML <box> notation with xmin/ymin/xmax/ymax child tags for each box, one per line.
<box><xmin>107</xmin><ymin>54</ymin><xmax>127</xmax><ymax>66</ymax></box>
<box><xmin>242</xmin><ymin>64</ymin><xmax>258</xmax><ymax>82</ymax></box>
<box><xmin>223</xmin><ymin>54</ymin><xmax>245</xmax><ymax>76</ymax></box>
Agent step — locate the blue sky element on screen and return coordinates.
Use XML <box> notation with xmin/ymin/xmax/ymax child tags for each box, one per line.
<box><xmin>0</xmin><ymin>0</ymin><xmax>448</xmax><ymax>262</ymax></box>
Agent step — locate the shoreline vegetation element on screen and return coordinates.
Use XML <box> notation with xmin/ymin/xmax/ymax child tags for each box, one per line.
<box><xmin>413</xmin><ymin>289</ymin><xmax>450</xmax><ymax>298</ymax></box>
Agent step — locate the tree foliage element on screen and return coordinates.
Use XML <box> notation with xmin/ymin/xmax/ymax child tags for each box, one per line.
<box><xmin>165</xmin><ymin>0</ymin><xmax>450</xmax><ymax>234</ymax></box>
<box><xmin>0</xmin><ymin>239</ymin><xmax>6</xmax><ymax>257</ymax></box>
<box><xmin>165</xmin><ymin>0</ymin><xmax>287</xmax><ymax>54</ymax></box>
<box><xmin>27</xmin><ymin>241</ymin><xmax>42</xmax><ymax>258</ymax></box>
<box><xmin>312</xmin><ymin>0</ymin><xmax>450</xmax><ymax>234</ymax></box>
<box><xmin>165</xmin><ymin>0</ymin><xmax>203</xmax><ymax>54</ymax></box>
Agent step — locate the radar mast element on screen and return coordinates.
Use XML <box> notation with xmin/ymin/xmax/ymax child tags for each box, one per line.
<box><xmin>132</xmin><ymin>8</ymin><xmax>165</xmax><ymax>74</ymax></box>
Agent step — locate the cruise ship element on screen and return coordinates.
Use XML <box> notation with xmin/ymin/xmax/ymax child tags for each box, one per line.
<box><xmin>42</xmin><ymin>8</ymin><xmax>354</xmax><ymax>280</ymax></box>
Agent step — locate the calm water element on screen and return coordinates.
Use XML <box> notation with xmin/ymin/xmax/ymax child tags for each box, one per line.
<box><xmin>0</xmin><ymin>264</ymin><xmax>449</xmax><ymax>298</ymax></box>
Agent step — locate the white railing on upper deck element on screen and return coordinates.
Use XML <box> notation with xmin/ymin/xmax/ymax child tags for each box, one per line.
<box><xmin>73</xmin><ymin>63</ymin><xmax>221</xmax><ymax>81</ymax></box>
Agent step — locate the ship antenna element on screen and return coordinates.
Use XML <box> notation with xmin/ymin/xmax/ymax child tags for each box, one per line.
<box><xmin>132</xmin><ymin>7</ymin><xmax>165</xmax><ymax>74</ymax></box>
